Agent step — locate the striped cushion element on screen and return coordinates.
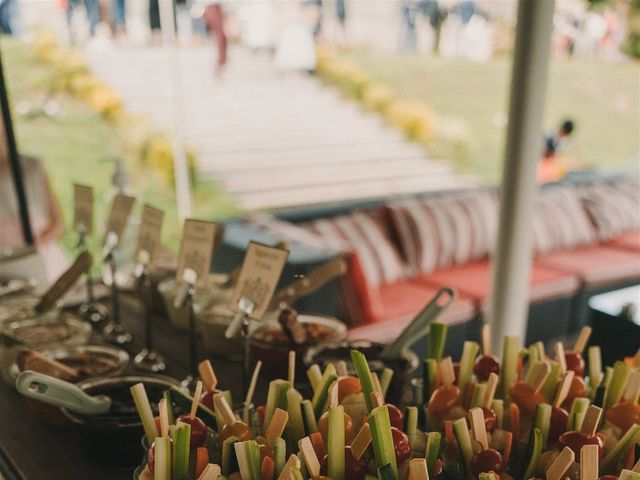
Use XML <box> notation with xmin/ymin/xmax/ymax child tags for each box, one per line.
<box><xmin>532</xmin><ymin>186</ymin><xmax>597</xmax><ymax>253</ymax></box>
<box><xmin>385</xmin><ymin>189</ymin><xmax>499</xmax><ymax>275</ymax></box>
<box><xmin>249</xmin><ymin>214</ymin><xmax>329</xmax><ymax>250</ymax></box>
<box><xmin>304</xmin><ymin>211</ymin><xmax>406</xmax><ymax>287</ymax></box>
<box><xmin>580</xmin><ymin>178</ymin><xmax>640</xmax><ymax>241</ymax></box>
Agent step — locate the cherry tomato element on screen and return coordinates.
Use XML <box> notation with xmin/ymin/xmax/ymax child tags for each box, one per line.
<box><xmin>337</xmin><ymin>376</ymin><xmax>361</xmax><ymax>403</ymax></box>
<box><xmin>453</xmin><ymin>363</ymin><xmax>460</xmax><ymax>384</ymax></box>
<box><xmin>508</xmin><ymin>382</ymin><xmax>545</xmax><ymax>417</ymax></box>
<box><xmin>318</xmin><ymin>411</ymin><xmax>354</xmax><ymax>444</ymax></box>
<box><xmin>557</xmin><ymin>431</ymin><xmax>603</xmax><ymax>458</ymax></box>
<box><xmin>474</xmin><ymin>355</ymin><xmax>500</xmax><ymax>382</ymax></box>
<box><xmin>548</xmin><ymin>406</ymin><xmax>569</xmax><ymax>444</ymax></box>
<box><xmin>309</xmin><ymin>431</ymin><xmax>327</xmax><ymax>461</ymax></box>
<box><xmin>481</xmin><ymin>407</ymin><xmax>498</xmax><ymax>433</ymax></box>
<box><xmin>193</xmin><ymin>447</ymin><xmax>209</xmax><ymax>478</ymax></box>
<box><xmin>200</xmin><ymin>390</ymin><xmax>216</xmax><ymax>411</ymax></box>
<box><xmin>345</xmin><ymin>446</ymin><xmax>367</xmax><ymax>480</ymax></box>
<box><xmin>391</xmin><ymin>427</ymin><xmax>411</xmax><ymax>465</ymax></box>
<box><xmin>564</xmin><ymin>352</ymin><xmax>585</xmax><ymax>377</ymax></box>
<box><xmin>176</xmin><ymin>415</ymin><xmax>207</xmax><ymax>447</ymax></box>
<box><xmin>565</xmin><ymin>375</ymin><xmax>587</xmax><ymax>406</ymax></box>
<box><xmin>470</xmin><ymin>449</ymin><xmax>504</xmax><ymax>478</ymax></box>
<box><xmin>605</xmin><ymin>401</ymin><xmax>640</xmax><ymax>432</ymax></box>
<box><xmin>256</xmin><ymin>405</ymin><xmax>266</xmax><ymax>426</ymax></box>
<box><xmin>428</xmin><ymin>385</ymin><xmax>461</xmax><ymax>418</ymax></box>
<box><xmin>386</xmin><ymin>403</ymin><xmax>404</xmax><ymax>431</ymax></box>
<box><xmin>219</xmin><ymin>421</ymin><xmax>253</xmax><ymax>444</ymax></box>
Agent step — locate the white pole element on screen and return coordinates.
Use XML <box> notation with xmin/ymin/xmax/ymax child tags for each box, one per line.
<box><xmin>488</xmin><ymin>0</ymin><xmax>555</xmax><ymax>355</ymax></box>
<box><xmin>159</xmin><ymin>0</ymin><xmax>192</xmax><ymax>219</ymax></box>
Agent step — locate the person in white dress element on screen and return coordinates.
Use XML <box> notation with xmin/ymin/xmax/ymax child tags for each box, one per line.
<box><xmin>274</xmin><ymin>0</ymin><xmax>317</xmax><ymax>72</ymax></box>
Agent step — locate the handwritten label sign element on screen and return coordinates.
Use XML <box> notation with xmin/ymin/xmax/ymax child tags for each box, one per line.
<box><xmin>136</xmin><ymin>204</ymin><xmax>164</xmax><ymax>262</ymax></box>
<box><xmin>230</xmin><ymin>242</ymin><xmax>289</xmax><ymax>320</ymax></box>
<box><xmin>73</xmin><ymin>184</ymin><xmax>93</xmax><ymax>234</ymax></box>
<box><xmin>104</xmin><ymin>194</ymin><xmax>135</xmax><ymax>246</ymax></box>
<box><xmin>176</xmin><ymin>219</ymin><xmax>219</xmax><ymax>287</ymax></box>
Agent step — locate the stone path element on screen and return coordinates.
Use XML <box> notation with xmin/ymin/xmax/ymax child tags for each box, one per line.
<box><xmin>86</xmin><ymin>44</ymin><xmax>472</xmax><ymax>211</ymax></box>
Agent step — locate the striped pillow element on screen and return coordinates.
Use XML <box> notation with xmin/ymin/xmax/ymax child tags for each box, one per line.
<box><xmin>580</xmin><ymin>178</ymin><xmax>640</xmax><ymax>241</ymax></box>
<box><xmin>385</xmin><ymin>189</ymin><xmax>499</xmax><ymax>275</ymax></box>
<box><xmin>532</xmin><ymin>186</ymin><xmax>597</xmax><ymax>253</ymax></box>
<box><xmin>304</xmin><ymin>211</ymin><xmax>406</xmax><ymax>287</ymax></box>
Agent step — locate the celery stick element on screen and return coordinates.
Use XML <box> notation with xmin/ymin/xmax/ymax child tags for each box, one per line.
<box><xmin>522</xmin><ymin>427</ymin><xmax>543</xmax><ymax>480</ymax></box>
<box><xmin>602</xmin><ymin>424</ymin><xmax>640</xmax><ymax>473</ymax></box>
<box><xmin>327</xmin><ymin>406</ymin><xmax>346</xmax><ymax>480</ymax></box>
<box><xmin>588</xmin><ymin>346</ymin><xmax>602</xmax><ymax>389</ymax></box>
<box><xmin>289</xmin><ymin>467</ymin><xmax>304</xmax><ymax>480</ymax></box>
<box><xmin>603</xmin><ymin>361</ymin><xmax>630</xmax><ymax>412</ymax></box>
<box><xmin>287</xmin><ymin>388</ymin><xmax>306</xmax><ymax>442</ymax></box>
<box><xmin>298</xmin><ymin>454</ymin><xmax>309</xmax><ymax>479</ymax></box>
<box><xmin>168</xmin><ymin>386</ymin><xmax>219</xmax><ymax>429</ymax></box>
<box><xmin>221</xmin><ymin>435</ymin><xmax>240</xmax><ymax>476</ymax></box>
<box><xmin>301</xmin><ymin>400</ymin><xmax>318</xmax><ymax>434</ymax></box>
<box><xmin>500</xmin><ymin>336</ymin><xmax>520</xmax><ymax>397</ymax></box>
<box><xmin>369</xmin><ymin>406</ymin><xmax>398</xmax><ymax>480</ymax></box>
<box><xmin>452</xmin><ymin>418</ymin><xmax>473</xmax><ymax>477</ymax></box>
<box><xmin>471</xmin><ymin>383</ymin><xmax>487</xmax><ymax>408</ymax></box>
<box><xmin>154</xmin><ymin>437</ymin><xmax>171</xmax><ymax>480</ymax></box>
<box><xmin>528</xmin><ymin>341</ymin><xmax>545</xmax><ymax>364</ymax></box>
<box><xmin>379</xmin><ymin>368</ymin><xmax>394</xmax><ymax>399</ymax></box>
<box><xmin>458</xmin><ymin>341</ymin><xmax>480</xmax><ymax>398</ymax></box>
<box><xmin>532</xmin><ymin>403</ymin><xmax>552</xmax><ymax>448</ymax></box>
<box><xmin>427</xmin><ymin>322</ymin><xmax>448</xmax><ymax>361</ymax></box>
<box><xmin>311</xmin><ymin>364</ymin><xmax>337</xmax><ymax>417</ymax></box>
<box><xmin>479</xmin><ymin>474</ymin><xmax>496</xmax><ymax>480</ymax></box>
<box><xmin>491</xmin><ymin>399</ymin><xmax>504</xmax><ymax>429</ymax></box>
<box><xmin>245</xmin><ymin>440</ymin><xmax>261</xmax><ymax>480</ymax></box>
<box><xmin>378</xmin><ymin>463</ymin><xmax>397</xmax><ymax>480</ymax></box>
<box><xmin>364</xmin><ymin>475</ymin><xmax>378</xmax><ymax>480</ymax></box>
<box><xmin>412</xmin><ymin>379</ymin><xmax>424</xmax><ymax>406</ymax></box>
<box><xmin>265</xmin><ymin>380</ymin><xmax>292</xmax><ymax>429</ymax></box>
<box><xmin>307</xmin><ymin>365</ymin><xmax>322</xmax><ymax>391</ymax></box>
<box><xmin>540</xmin><ymin>361</ymin><xmax>562</xmax><ymax>401</ymax></box>
<box><xmin>422</xmin><ymin>359</ymin><xmax>438</xmax><ymax>405</ymax></box>
<box><xmin>425</xmin><ymin>431</ymin><xmax>441</xmax><ymax>478</ymax></box>
<box><xmin>163</xmin><ymin>391</ymin><xmax>175</xmax><ymax>426</ymax></box>
<box><xmin>567</xmin><ymin>397</ymin><xmax>591</xmax><ymax>431</ymax></box>
<box><xmin>404</xmin><ymin>406</ymin><xmax>418</xmax><ymax>448</ymax></box>
<box><xmin>273</xmin><ymin>437</ymin><xmax>287</xmax><ymax>478</ymax></box>
<box><xmin>351</xmin><ymin>350</ymin><xmax>377</xmax><ymax>413</ymax></box>
<box><xmin>130</xmin><ymin>383</ymin><xmax>157</xmax><ymax>444</ymax></box>
<box><xmin>171</xmin><ymin>423</ymin><xmax>191</xmax><ymax>480</ymax></box>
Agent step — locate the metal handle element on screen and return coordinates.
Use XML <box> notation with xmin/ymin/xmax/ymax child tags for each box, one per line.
<box><xmin>15</xmin><ymin>371</ymin><xmax>111</xmax><ymax>415</ymax></box>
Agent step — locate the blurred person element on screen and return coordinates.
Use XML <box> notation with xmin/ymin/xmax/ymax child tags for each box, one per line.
<box><xmin>0</xmin><ymin>155</ymin><xmax>67</xmax><ymax>281</ymax></box>
<box><xmin>335</xmin><ymin>0</ymin><xmax>347</xmax><ymax>46</ymax></box>
<box><xmin>203</xmin><ymin>0</ymin><xmax>227</xmax><ymax>76</ymax></box>
<box><xmin>0</xmin><ymin>0</ymin><xmax>17</xmax><ymax>35</ymax></box>
<box><xmin>111</xmin><ymin>0</ymin><xmax>126</xmax><ymax>36</ymax></box>
<box><xmin>401</xmin><ymin>0</ymin><xmax>418</xmax><ymax>52</ymax></box>
<box><xmin>239</xmin><ymin>0</ymin><xmax>277</xmax><ymax>51</ymax></box>
<box><xmin>65</xmin><ymin>0</ymin><xmax>101</xmax><ymax>41</ymax></box>
<box><xmin>148</xmin><ymin>0</ymin><xmax>161</xmax><ymax>43</ymax></box>
<box><xmin>274</xmin><ymin>0</ymin><xmax>317</xmax><ymax>73</ymax></box>
<box><xmin>538</xmin><ymin>119</ymin><xmax>575</xmax><ymax>183</ymax></box>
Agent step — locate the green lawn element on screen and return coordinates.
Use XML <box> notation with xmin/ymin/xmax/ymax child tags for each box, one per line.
<box><xmin>1</xmin><ymin>37</ymin><xmax>239</xmax><ymax>256</ymax></box>
<box><xmin>337</xmin><ymin>49</ymin><xmax>640</xmax><ymax>184</ymax></box>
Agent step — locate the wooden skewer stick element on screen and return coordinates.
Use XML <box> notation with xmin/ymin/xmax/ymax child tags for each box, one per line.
<box><xmin>25</xmin><ymin>351</ymin><xmax>80</xmax><ymax>379</ymax></box>
<box><xmin>336</xmin><ymin>360</ymin><xmax>348</xmax><ymax>377</ymax></box>
<box><xmin>371</xmin><ymin>372</ymin><xmax>383</xmax><ymax>397</ymax></box>
<box><xmin>580</xmin><ymin>444</ymin><xmax>599</xmax><ymax>480</ymax></box>
<box><xmin>197</xmin><ymin>464</ymin><xmax>221</xmax><ymax>480</ymax></box>
<box><xmin>573</xmin><ymin>326</ymin><xmax>592</xmax><ymax>354</ymax></box>
<box><xmin>350</xmin><ymin>423</ymin><xmax>372</xmax><ymax>460</ymax></box>
<box><xmin>553</xmin><ymin>371</ymin><xmax>575</xmax><ymax>408</ymax></box>
<box><xmin>409</xmin><ymin>458</ymin><xmax>430</xmax><ymax>480</ymax></box>
<box><xmin>276</xmin><ymin>454</ymin><xmax>300</xmax><ymax>480</ymax></box>
<box><xmin>214</xmin><ymin>394</ymin><xmax>237</xmax><ymax>428</ymax></box>
<box><xmin>298</xmin><ymin>437</ymin><xmax>321</xmax><ymax>478</ymax></box>
<box><xmin>190</xmin><ymin>380</ymin><xmax>203</xmax><ymax>419</ymax></box>
<box><xmin>469</xmin><ymin>407</ymin><xmax>489</xmax><ymax>451</ymax></box>
<box><xmin>265</xmin><ymin>408</ymin><xmax>289</xmax><ymax>446</ymax></box>
<box><xmin>623</xmin><ymin>370</ymin><xmax>640</xmax><ymax>403</ymax></box>
<box><xmin>484</xmin><ymin>372</ymin><xmax>499</xmax><ymax>409</ymax></box>
<box><xmin>528</xmin><ymin>362</ymin><xmax>552</xmax><ymax>394</ymax></box>
<box><xmin>579</xmin><ymin>405</ymin><xmax>603</xmax><ymax>438</ymax></box>
<box><xmin>370</xmin><ymin>391</ymin><xmax>384</xmax><ymax>409</ymax></box>
<box><xmin>554</xmin><ymin>342</ymin><xmax>567</xmax><ymax>374</ymax></box>
<box><xmin>440</xmin><ymin>357</ymin><xmax>455</xmax><ymax>388</ymax></box>
<box><xmin>481</xmin><ymin>324</ymin><xmax>491</xmax><ymax>356</ymax></box>
<box><xmin>198</xmin><ymin>360</ymin><xmax>218</xmax><ymax>392</ymax></box>
<box><xmin>288</xmin><ymin>351</ymin><xmax>296</xmax><ymax>385</ymax></box>
<box><xmin>243</xmin><ymin>360</ymin><xmax>262</xmax><ymax>424</ymax></box>
<box><xmin>546</xmin><ymin>446</ymin><xmax>575</xmax><ymax>480</ymax></box>
<box><xmin>633</xmin><ymin>457</ymin><xmax>640</xmax><ymax>473</ymax></box>
<box><xmin>158</xmin><ymin>399</ymin><xmax>169</xmax><ymax>438</ymax></box>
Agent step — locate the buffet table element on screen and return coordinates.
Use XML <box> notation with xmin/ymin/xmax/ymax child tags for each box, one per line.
<box><xmin>0</xmin><ymin>294</ymin><xmax>245</xmax><ymax>480</ymax></box>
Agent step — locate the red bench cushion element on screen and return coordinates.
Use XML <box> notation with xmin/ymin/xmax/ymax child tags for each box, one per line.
<box><xmin>415</xmin><ymin>260</ymin><xmax>580</xmax><ymax>303</ymax></box>
<box><xmin>346</xmin><ymin>280</ymin><xmax>477</xmax><ymax>343</ymax></box>
<box><xmin>607</xmin><ymin>230</ymin><xmax>640</xmax><ymax>253</ymax></box>
<box><xmin>536</xmin><ymin>245</ymin><xmax>640</xmax><ymax>288</ymax></box>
